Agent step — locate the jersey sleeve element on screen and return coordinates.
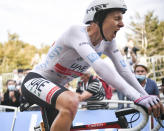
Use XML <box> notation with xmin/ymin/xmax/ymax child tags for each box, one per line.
<box><xmin>104</xmin><ymin>40</ymin><xmax>148</xmax><ymax>96</ymax></box>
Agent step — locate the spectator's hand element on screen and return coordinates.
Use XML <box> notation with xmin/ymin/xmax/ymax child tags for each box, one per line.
<box><xmin>9</xmin><ymin>91</ymin><xmax>15</xmax><ymax>98</ymax></box>
<box><xmin>134</xmin><ymin>95</ymin><xmax>164</xmax><ymax>118</ymax></box>
<box><xmin>76</xmin><ymin>91</ymin><xmax>92</xmax><ymax>102</ymax></box>
<box><xmin>9</xmin><ymin>91</ymin><xmax>17</xmax><ymax>102</ymax></box>
<box><xmin>0</xmin><ymin>93</ymin><xmax>4</xmax><ymax>102</ymax></box>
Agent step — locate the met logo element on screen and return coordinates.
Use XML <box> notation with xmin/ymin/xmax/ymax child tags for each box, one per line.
<box><xmin>120</xmin><ymin>59</ymin><xmax>127</xmax><ymax>67</ymax></box>
<box><xmin>86</xmin><ymin>3</ymin><xmax>109</xmax><ymax>14</ymax></box>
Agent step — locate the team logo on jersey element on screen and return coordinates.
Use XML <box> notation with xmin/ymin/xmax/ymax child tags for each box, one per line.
<box><xmin>25</xmin><ymin>78</ymin><xmax>61</xmax><ymax>103</ymax></box>
<box><xmin>24</xmin><ymin>78</ymin><xmax>50</xmax><ymax>97</ymax></box>
<box><xmin>113</xmin><ymin>49</ymin><xmax>119</xmax><ymax>53</ymax></box>
<box><xmin>70</xmin><ymin>63</ymin><xmax>88</xmax><ymax>72</ymax></box>
<box><xmin>87</xmin><ymin>53</ymin><xmax>99</xmax><ymax>63</ymax></box>
<box><xmin>79</xmin><ymin>42</ymin><xmax>89</xmax><ymax>46</ymax></box>
<box><xmin>24</xmin><ymin>78</ymin><xmax>49</xmax><ymax>97</ymax></box>
<box><xmin>48</xmin><ymin>45</ymin><xmax>62</xmax><ymax>59</ymax></box>
<box><xmin>97</xmin><ymin>52</ymin><xmax>102</xmax><ymax>56</ymax></box>
<box><xmin>120</xmin><ymin>59</ymin><xmax>127</xmax><ymax>67</ymax></box>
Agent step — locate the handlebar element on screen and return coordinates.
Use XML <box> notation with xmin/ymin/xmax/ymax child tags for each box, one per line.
<box><xmin>84</xmin><ymin>100</ymin><xmax>163</xmax><ymax>131</ymax></box>
<box><xmin>118</xmin><ymin>104</ymin><xmax>148</xmax><ymax>131</ymax></box>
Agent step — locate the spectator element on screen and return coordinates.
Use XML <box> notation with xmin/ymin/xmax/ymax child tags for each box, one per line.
<box><xmin>123</xmin><ymin>45</ymin><xmax>139</xmax><ymax>72</ymax></box>
<box><xmin>134</xmin><ymin>63</ymin><xmax>160</xmax><ymax>129</ymax></box>
<box><xmin>0</xmin><ymin>91</ymin><xmax>3</xmax><ymax>104</ymax></box>
<box><xmin>1</xmin><ymin>80</ymin><xmax>21</xmax><ymax>111</ymax></box>
<box><xmin>14</xmin><ymin>69</ymin><xmax>25</xmax><ymax>90</ymax></box>
<box><xmin>117</xmin><ymin>90</ymin><xmax>130</xmax><ymax>109</ymax></box>
<box><xmin>64</xmin><ymin>83</ymin><xmax>75</xmax><ymax>92</ymax></box>
<box><xmin>76</xmin><ymin>80</ymin><xmax>84</xmax><ymax>94</ymax></box>
<box><xmin>134</xmin><ymin>63</ymin><xmax>159</xmax><ymax>97</ymax></box>
<box><xmin>18</xmin><ymin>68</ymin><xmax>32</xmax><ymax>103</ymax></box>
<box><xmin>76</xmin><ymin>73</ymin><xmax>110</xmax><ymax>110</ymax></box>
<box><xmin>23</xmin><ymin>68</ymin><xmax>32</xmax><ymax>76</ymax></box>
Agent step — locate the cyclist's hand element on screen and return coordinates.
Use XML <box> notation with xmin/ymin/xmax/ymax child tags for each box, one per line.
<box><xmin>134</xmin><ymin>95</ymin><xmax>164</xmax><ymax>118</ymax></box>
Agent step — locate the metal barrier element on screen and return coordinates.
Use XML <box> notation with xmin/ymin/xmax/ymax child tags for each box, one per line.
<box><xmin>0</xmin><ymin>105</ymin><xmax>18</xmax><ymax>131</ymax></box>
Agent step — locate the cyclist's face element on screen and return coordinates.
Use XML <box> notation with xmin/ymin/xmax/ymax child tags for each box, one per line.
<box><xmin>102</xmin><ymin>10</ymin><xmax>124</xmax><ymax>41</ymax></box>
<box><xmin>135</xmin><ymin>66</ymin><xmax>147</xmax><ymax>75</ymax></box>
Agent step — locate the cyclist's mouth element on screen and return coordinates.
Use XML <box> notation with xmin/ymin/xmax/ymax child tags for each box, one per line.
<box><xmin>113</xmin><ymin>31</ymin><xmax>117</xmax><ymax>38</ymax></box>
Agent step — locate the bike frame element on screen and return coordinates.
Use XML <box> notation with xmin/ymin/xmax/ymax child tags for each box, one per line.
<box><xmin>19</xmin><ymin>100</ymin><xmax>163</xmax><ymax>131</ymax></box>
<box><xmin>70</xmin><ymin>122</ymin><xmax>122</xmax><ymax>131</ymax></box>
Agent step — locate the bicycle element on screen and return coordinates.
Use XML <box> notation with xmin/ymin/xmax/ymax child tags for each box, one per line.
<box><xmin>19</xmin><ymin>100</ymin><xmax>164</xmax><ymax>131</ymax></box>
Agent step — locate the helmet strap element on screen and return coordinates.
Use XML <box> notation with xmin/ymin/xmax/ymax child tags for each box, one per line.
<box><xmin>94</xmin><ymin>10</ymin><xmax>110</xmax><ymax>41</ymax></box>
<box><xmin>98</xmin><ymin>22</ymin><xmax>107</xmax><ymax>41</ymax></box>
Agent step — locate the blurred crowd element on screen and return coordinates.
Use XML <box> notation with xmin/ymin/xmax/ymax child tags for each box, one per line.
<box><xmin>0</xmin><ymin>68</ymin><xmax>31</xmax><ymax>111</ymax></box>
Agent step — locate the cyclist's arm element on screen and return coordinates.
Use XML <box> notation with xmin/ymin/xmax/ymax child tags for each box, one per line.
<box><xmin>64</xmin><ymin>29</ymin><xmax>142</xmax><ymax>101</ymax></box>
<box><xmin>104</xmin><ymin>41</ymin><xmax>148</xmax><ymax>96</ymax></box>
<box><xmin>64</xmin><ymin>27</ymin><xmax>164</xmax><ymax>117</ymax></box>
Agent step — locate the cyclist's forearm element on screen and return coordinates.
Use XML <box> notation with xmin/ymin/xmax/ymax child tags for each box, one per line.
<box><xmin>92</xmin><ymin>60</ymin><xmax>141</xmax><ymax>101</ymax></box>
<box><xmin>106</xmin><ymin>48</ymin><xmax>148</xmax><ymax>96</ymax></box>
<box><xmin>118</xmin><ymin>69</ymin><xmax>148</xmax><ymax>96</ymax></box>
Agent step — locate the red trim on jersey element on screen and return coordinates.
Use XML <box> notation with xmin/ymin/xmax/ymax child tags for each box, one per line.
<box><xmin>134</xmin><ymin>95</ymin><xmax>150</xmax><ymax>103</ymax></box>
<box><xmin>46</xmin><ymin>86</ymin><xmax>60</xmax><ymax>104</ymax></box>
<box><xmin>54</xmin><ymin>63</ymin><xmax>83</xmax><ymax>76</ymax></box>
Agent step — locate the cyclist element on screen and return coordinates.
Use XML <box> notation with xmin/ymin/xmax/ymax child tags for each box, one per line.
<box><xmin>21</xmin><ymin>0</ymin><xmax>164</xmax><ymax>131</ymax></box>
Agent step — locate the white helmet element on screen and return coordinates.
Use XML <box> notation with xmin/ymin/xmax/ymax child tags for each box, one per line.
<box><xmin>83</xmin><ymin>0</ymin><xmax>127</xmax><ymax>24</ymax></box>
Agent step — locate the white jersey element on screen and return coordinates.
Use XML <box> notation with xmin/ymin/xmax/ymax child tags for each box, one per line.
<box><xmin>33</xmin><ymin>25</ymin><xmax>148</xmax><ymax>101</ymax></box>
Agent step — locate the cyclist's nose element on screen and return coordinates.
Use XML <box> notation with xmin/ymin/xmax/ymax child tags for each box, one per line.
<box><xmin>119</xmin><ymin>21</ymin><xmax>124</xmax><ymax>28</ymax></box>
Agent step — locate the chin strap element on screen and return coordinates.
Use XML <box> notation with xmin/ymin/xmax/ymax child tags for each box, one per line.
<box><xmin>95</xmin><ymin>10</ymin><xmax>108</xmax><ymax>41</ymax></box>
<box><xmin>98</xmin><ymin>22</ymin><xmax>107</xmax><ymax>41</ymax></box>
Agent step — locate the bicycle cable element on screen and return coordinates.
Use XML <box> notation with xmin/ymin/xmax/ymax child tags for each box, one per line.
<box><xmin>127</xmin><ymin>112</ymin><xmax>140</xmax><ymax>128</ymax></box>
<box><xmin>155</xmin><ymin>117</ymin><xmax>164</xmax><ymax>128</ymax></box>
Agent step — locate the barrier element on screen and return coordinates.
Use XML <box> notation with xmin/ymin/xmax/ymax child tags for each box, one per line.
<box><xmin>0</xmin><ymin>111</ymin><xmax>42</xmax><ymax>131</ymax></box>
<box><xmin>0</xmin><ymin>105</ymin><xmax>18</xmax><ymax>131</ymax></box>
